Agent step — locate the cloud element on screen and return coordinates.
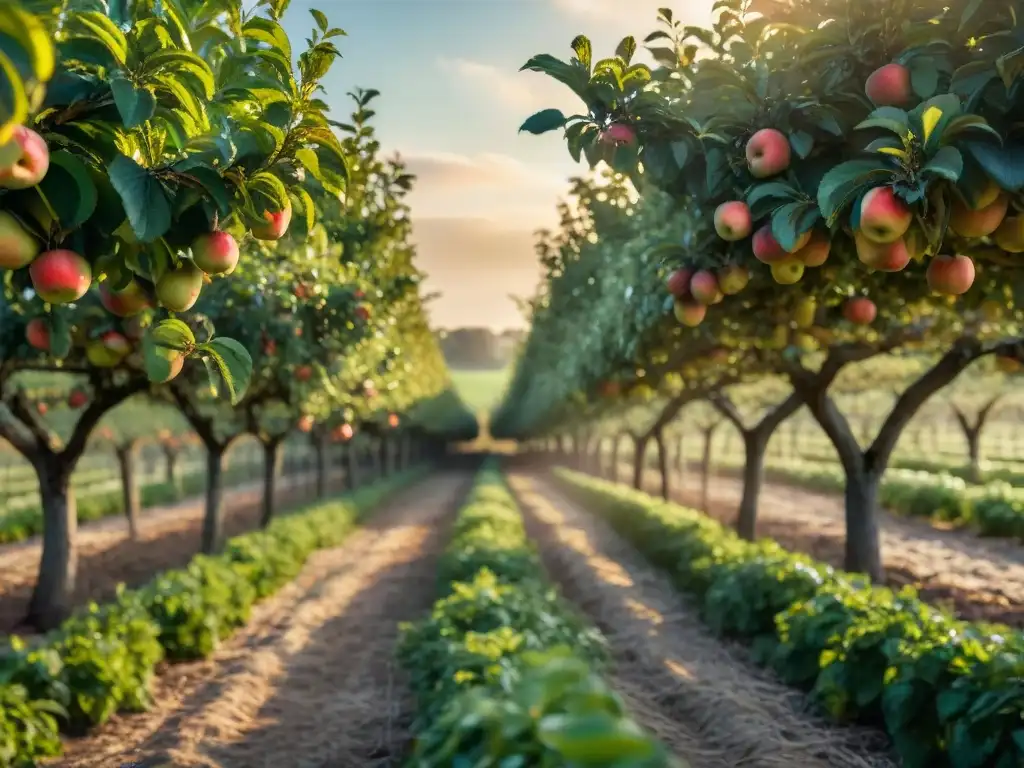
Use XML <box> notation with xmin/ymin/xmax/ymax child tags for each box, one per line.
<box><xmin>437</xmin><ymin>57</ymin><xmax>578</xmax><ymax>114</ymax></box>
<box><xmin>551</xmin><ymin>0</ymin><xmax>714</xmax><ymax>26</ymax></box>
<box><xmin>411</xmin><ymin>218</ymin><xmax>543</xmax><ymax>330</ymax></box>
<box><xmin>403</xmin><ymin>150</ymin><xmax>563</xmax><ymax>192</ymax></box>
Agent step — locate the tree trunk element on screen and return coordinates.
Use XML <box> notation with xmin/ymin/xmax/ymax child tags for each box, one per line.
<box><xmin>370</xmin><ymin>440</ymin><xmax>383</xmax><ymax>479</ymax></box>
<box><xmin>116</xmin><ymin>444</ymin><xmax>140</xmax><ymax>540</ymax></box>
<box><xmin>608</xmin><ymin>435</ymin><xmax>622</xmax><ymax>482</ymax></box>
<box><xmin>736</xmin><ymin>432</ymin><xmax>767</xmax><ymax>540</ymax></box>
<box><xmin>632</xmin><ymin>437</ymin><xmax>648</xmax><ymax>490</ymax></box>
<box><xmin>654</xmin><ymin>430</ymin><xmax>670</xmax><ymax>500</ymax></box>
<box><xmin>346</xmin><ymin>443</ymin><xmax>361</xmax><ymax>490</ymax></box>
<box><xmin>844</xmin><ymin>470</ymin><xmax>884</xmax><ymax>580</ymax></box>
<box><xmin>400</xmin><ymin>433</ymin><xmax>411</xmax><ymax>471</ymax></box>
<box><xmin>700</xmin><ymin>426</ymin><xmax>716</xmax><ymax>512</ymax></box>
<box><xmin>202</xmin><ymin>447</ymin><xmax>225</xmax><ymax>554</ymax></box>
<box><xmin>261</xmin><ymin>440</ymin><xmax>280</xmax><ymax>528</ymax></box>
<box><xmin>313</xmin><ymin>434</ymin><xmax>328</xmax><ymax>498</ymax></box>
<box><xmin>674</xmin><ymin>435</ymin><xmax>684</xmax><ymax>476</ymax></box>
<box><xmin>965</xmin><ymin>427</ymin><xmax>982</xmax><ymax>483</ymax></box>
<box><xmin>27</xmin><ymin>463</ymin><xmax>76</xmax><ymax>630</ymax></box>
<box><xmin>163</xmin><ymin>446</ymin><xmax>180</xmax><ymax>494</ymax></box>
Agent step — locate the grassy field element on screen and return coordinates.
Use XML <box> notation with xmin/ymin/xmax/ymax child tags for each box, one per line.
<box><xmin>450</xmin><ymin>367</ymin><xmax>511</xmax><ymax>414</ymax></box>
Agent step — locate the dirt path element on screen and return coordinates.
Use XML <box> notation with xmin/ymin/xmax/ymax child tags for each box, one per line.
<box><xmin>0</xmin><ymin>470</ymin><xmax>344</xmax><ymax>636</ymax></box>
<box><xmin>55</xmin><ymin>472</ymin><xmax>466</xmax><ymax>768</ymax></box>
<box><xmin>509</xmin><ymin>473</ymin><xmax>896</xmax><ymax>768</ymax></box>
<box><xmin>665</xmin><ymin>471</ymin><xmax>1024</xmax><ymax>628</ymax></box>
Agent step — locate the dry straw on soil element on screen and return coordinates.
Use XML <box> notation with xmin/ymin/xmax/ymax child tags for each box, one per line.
<box><xmin>509</xmin><ymin>473</ymin><xmax>898</xmax><ymax>768</ymax></box>
<box><xmin>57</xmin><ymin>475</ymin><xmax>466</xmax><ymax>768</ymax></box>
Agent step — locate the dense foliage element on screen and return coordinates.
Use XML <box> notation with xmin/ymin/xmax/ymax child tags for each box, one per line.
<box><xmin>398</xmin><ymin>465</ymin><xmax>680</xmax><ymax>767</ymax></box>
<box><xmin>0</xmin><ymin>469</ymin><xmax>421</xmax><ymax>764</ymax></box>
<box><xmin>555</xmin><ymin>468</ymin><xmax>1024</xmax><ymax>768</ymax></box>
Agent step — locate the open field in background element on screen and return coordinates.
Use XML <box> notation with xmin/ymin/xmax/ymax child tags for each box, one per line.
<box><xmin>449</xmin><ymin>367</ymin><xmax>512</xmax><ymax>415</ymax></box>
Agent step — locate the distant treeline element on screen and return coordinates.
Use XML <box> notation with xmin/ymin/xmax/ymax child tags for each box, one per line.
<box><xmin>437</xmin><ymin>327</ymin><xmax>524</xmax><ymax>369</ymax></box>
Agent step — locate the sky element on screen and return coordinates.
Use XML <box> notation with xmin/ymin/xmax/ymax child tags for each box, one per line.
<box><xmin>274</xmin><ymin>0</ymin><xmax>715</xmax><ymax>330</ymax></box>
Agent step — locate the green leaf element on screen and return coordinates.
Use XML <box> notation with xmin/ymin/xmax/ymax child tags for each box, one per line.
<box><xmin>39</xmin><ymin>151</ymin><xmax>98</xmax><ymax>229</ymax></box>
<box><xmin>0</xmin><ymin>49</ymin><xmax>29</xmax><ymax>143</ymax></box>
<box><xmin>110</xmin><ymin>77</ymin><xmax>156</xmax><ymax>128</ymax></box>
<box><xmin>615</xmin><ymin>36</ymin><xmax>637</xmax><ymax>65</ymax></box>
<box><xmin>200</xmin><ymin>338</ymin><xmax>253</xmax><ymax>405</ymax></box>
<box><xmin>854</xmin><ymin>107</ymin><xmax>911</xmax><ymax>136</ymax></box>
<box><xmin>771</xmin><ymin>201</ymin><xmax>812</xmax><ymax>252</ymax></box>
<box><xmin>183</xmin><ymin>166</ymin><xmax>232</xmax><ymax>216</ymax></box>
<box><xmin>788</xmin><ymin>130</ymin><xmax>813</xmax><ymax>159</ymax></box>
<box><xmin>142</xmin><ymin>319</ymin><xmax>194</xmax><ymax>383</ymax></box>
<box><xmin>910</xmin><ymin>61</ymin><xmax>940</xmax><ymax>99</ymax></box>
<box><xmin>48</xmin><ymin>313</ymin><xmax>71</xmax><ymax>360</ymax></box>
<box><xmin>921</xmin><ymin>146</ymin><xmax>963</xmax><ymax>182</ymax></box>
<box><xmin>538</xmin><ymin>713</ymin><xmax>655</xmax><ymax>761</ymax></box>
<box><xmin>143</xmin><ymin>50</ymin><xmax>216</xmax><ymax>100</ymax></box>
<box><xmin>310</xmin><ymin>8</ymin><xmax>329</xmax><ymax>33</ymax></box>
<box><xmin>964</xmin><ymin>141</ymin><xmax>1024</xmax><ymax>191</ymax></box>
<box><xmin>817</xmin><ymin>159</ymin><xmax>896</xmax><ymax>224</ymax></box>
<box><xmin>63</xmin><ymin>11</ymin><xmax>128</xmax><ymax>66</ymax></box>
<box><xmin>570</xmin><ymin>35</ymin><xmax>592</xmax><ymax>71</ymax></box>
<box><xmin>294</xmin><ymin>147</ymin><xmax>322</xmax><ymax>182</ymax></box>
<box><xmin>108</xmin><ymin>154</ymin><xmax>172</xmax><ymax>242</ymax></box>
<box><xmin>519</xmin><ymin>109</ymin><xmax>566</xmax><ymax>135</ymax></box>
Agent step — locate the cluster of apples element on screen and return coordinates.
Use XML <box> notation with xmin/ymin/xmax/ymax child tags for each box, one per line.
<box><xmin>665</xmin><ymin>261</ymin><xmax>750</xmax><ymax>327</ymax></box>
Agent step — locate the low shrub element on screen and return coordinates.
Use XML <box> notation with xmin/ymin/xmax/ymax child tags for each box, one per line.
<box><xmin>399</xmin><ymin>464</ymin><xmax>679</xmax><ymax>767</ymax></box>
<box><xmin>555</xmin><ymin>468</ymin><xmax>1024</xmax><ymax>768</ymax></box>
<box><xmin>0</xmin><ymin>469</ymin><xmax>421</xmax><ymax>765</ymax></box>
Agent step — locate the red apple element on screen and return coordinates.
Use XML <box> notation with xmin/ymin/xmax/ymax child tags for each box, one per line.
<box><xmin>0</xmin><ymin>211</ymin><xmax>39</xmax><ymax>269</ymax></box>
<box><xmin>843</xmin><ymin>297</ymin><xmax>877</xmax><ymax>325</ymax></box>
<box><xmin>99</xmin><ymin>279</ymin><xmax>151</xmax><ymax>317</ymax></box>
<box><xmin>355</xmin><ymin>304</ymin><xmax>371</xmax><ymax>321</ymax></box>
<box><xmin>296</xmin><ymin>365</ymin><xmax>313</xmax><ymax>382</ymax></box>
<box><xmin>155</xmin><ymin>262</ymin><xmax>204</xmax><ymax>311</ymax></box>
<box><xmin>713</xmin><ymin>201</ymin><xmax>752</xmax><ymax>241</ymax></box>
<box><xmin>191</xmin><ymin>231</ymin><xmax>240</xmax><ymax>275</ymax></box>
<box><xmin>0</xmin><ymin>126</ymin><xmax>50</xmax><ymax>190</ymax></box>
<box><xmin>36</xmin><ymin>402</ymin><xmax>48</xmax><ymax>416</ymax></box>
<box><xmin>298</xmin><ymin>414</ymin><xmax>314</xmax><ymax>432</ymax></box>
<box><xmin>949</xmin><ymin>193</ymin><xmax>1009</xmax><ymax>238</ymax></box>
<box><xmin>672</xmin><ymin>299</ymin><xmax>706</xmax><ymax>327</ymax></box>
<box><xmin>251</xmin><ymin>200</ymin><xmax>292</xmax><ymax>241</ymax></box>
<box><xmin>689</xmin><ymin>270</ymin><xmax>720</xmax><ymax>304</ymax></box>
<box><xmin>68</xmin><ymin>389</ymin><xmax>89</xmax><ymax>409</ymax></box>
<box><xmin>388</xmin><ymin>413</ymin><xmax>399</xmax><ymax>428</ymax></box>
<box><xmin>865</xmin><ymin>63</ymin><xmax>912</xmax><ymax>107</ymax></box>
<box><xmin>599</xmin><ymin>123</ymin><xmax>636</xmax><ymax>145</ymax></box>
<box><xmin>339</xmin><ymin>423</ymin><xmax>354</xmax><ymax>441</ymax></box>
<box><xmin>793</xmin><ymin>231</ymin><xmax>831</xmax><ymax>266</ymax></box>
<box><xmin>752</xmin><ymin>225</ymin><xmax>787</xmax><ymax>263</ymax></box>
<box><xmin>25</xmin><ymin>317</ymin><xmax>50</xmax><ymax>351</ymax></box>
<box><xmin>745</xmin><ymin>128</ymin><xmax>791</xmax><ymax>178</ymax></box>
<box><xmin>30</xmin><ymin>249</ymin><xmax>92</xmax><ymax>304</ymax></box>
<box><xmin>859</xmin><ymin>187</ymin><xmax>912</xmax><ymax>243</ymax></box>
<box><xmin>926</xmin><ymin>254</ymin><xmax>975</xmax><ymax>295</ymax></box>
<box><xmin>666</xmin><ymin>268</ymin><xmax>693</xmax><ymax>298</ymax></box>
<box><xmin>854</xmin><ymin>231</ymin><xmax>910</xmax><ymax>272</ymax></box>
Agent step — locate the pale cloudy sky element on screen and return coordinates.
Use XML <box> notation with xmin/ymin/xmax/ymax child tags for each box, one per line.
<box><xmin>276</xmin><ymin>0</ymin><xmax>715</xmax><ymax>330</ymax></box>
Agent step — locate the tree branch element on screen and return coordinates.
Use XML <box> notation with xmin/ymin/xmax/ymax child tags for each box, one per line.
<box><xmin>708</xmin><ymin>391</ymin><xmax>745</xmax><ymax>432</ymax></box>
<box><xmin>7</xmin><ymin>390</ymin><xmax>54</xmax><ymax>451</ymax></box>
<box><xmin>64</xmin><ymin>378</ymin><xmax>148</xmax><ymax>462</ymax></box>
<box><xmin>867</xmin><ymin>338</ymin><xmax>988</xmax><ymax>470</ymax></box>
<box><xmin>170</xmin><ymin>383</ymin><xmax>221</xmax><ymax>449</ymax></box>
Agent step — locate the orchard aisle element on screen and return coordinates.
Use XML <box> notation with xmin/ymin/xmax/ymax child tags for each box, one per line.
<box><xmin>508</xmin><ymin>473</ymin><xmax>896</xmax><ymax>768</ymax></box>
<box><xmin>0</xmin><ymin>470</ymin><xmax>343</xmax><ymax>634</ymax></box>
<box><xmin>57</xmin><ymin>473</ymin><xmax>467</xmax><ymax>768</ymax></box>
<box><xmin>669</xmin><ymin>471</ymin><xmax>1024</xmax><ymax>627</ymax></box>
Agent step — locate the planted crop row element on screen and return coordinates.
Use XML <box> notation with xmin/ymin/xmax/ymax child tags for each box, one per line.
<box><xmin>554</xmin><ymin>468</ymin><xmax>1024</xmax><ymax>768</ymax></box>
<box><xmin>398</xmin><ymin>464</ymin><xmax>679</xmax><ymax>766</ymax></box>
<box><xmin>708</xmin><ymin>456</ymin><xmax>1024</xmax><ymax>541</ymax></box>
<box><xmin>0</xmin><ymin>463</ymin><xmax>254</xmax><ymax>545</ymax></box>
<box><xmin>0</xmin><ymin>469</ymin><xmax>424</xmax><ymax>765</ymax></box>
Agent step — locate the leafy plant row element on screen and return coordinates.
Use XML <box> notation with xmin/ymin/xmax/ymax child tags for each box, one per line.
<box><xmin>554</xmin><ymin>468</ymin><xmax>1024</xmax><ymax>768</ymax></box>
<box><xmin>398</xmin><ymin>464</ymin><xmax>680</xmax><ymax>767</ymax></box>
<box><xmin>711</xmin><ymin>456</ymin><xmax>1024</xmax><ymax>541</ymax></box>
<box><xmin>0</xmin><ymin>469</ymin><xmax>424</xmax><ymax>765</ymax></box>
<box><xmin>0</xmin><ymin>463</ymin><xmax>255</xmax><ymax>545</ymax></box>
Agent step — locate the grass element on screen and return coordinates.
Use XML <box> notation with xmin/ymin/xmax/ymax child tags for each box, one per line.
<box><xmin>449</xmin><ymin>367</ymin><xmax>511</xmax><ymax>414</ymax></box>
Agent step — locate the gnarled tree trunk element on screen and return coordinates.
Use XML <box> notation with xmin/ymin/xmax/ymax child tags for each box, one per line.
<box><xmin>27</xmin><ymin>461</ymin><xmax>76</xmax><ymax>631</ymax></box>
<box><xmin>632</xmin><ymin>435</ymin><xmax>648</xmax><ymax>490</ymax></box>
<box><xmin>654</xmin><ymin>430</ymin><xmax>670</xmax><ymax>500</ymax></box>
